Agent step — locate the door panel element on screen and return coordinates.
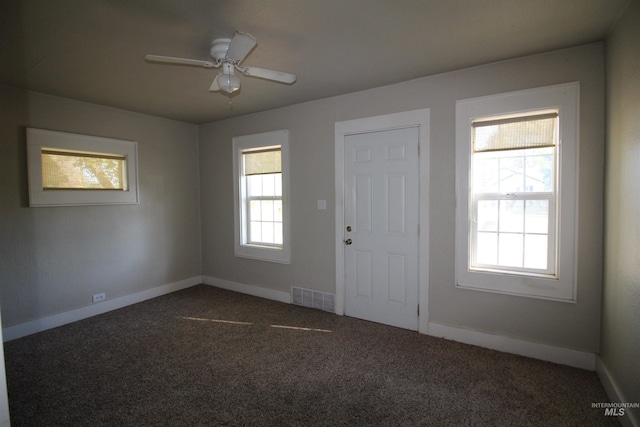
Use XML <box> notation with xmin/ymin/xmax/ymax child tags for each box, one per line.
<box><xmin>355</xmin><ymin>175</ymin><xmax>372</xmax><ymax>232</ymax></box>
<box><xmin>387</xmin><ymin>252</ymin><xmax>407</xmax><ymax>304</ymax></box>
<box><xmin>355</xmin><ymin>250</ymin><xmax>373</xmax><ymax>298</ymax></box>
<box><xmin>387</xmin><ymin>174</ymin><xmax>406</xmax><ymax>234</ymax></box>
<box><xmin>343</xmin><ymin>126</ymin><xmax>419</xmax><ymax>330</ymax></box>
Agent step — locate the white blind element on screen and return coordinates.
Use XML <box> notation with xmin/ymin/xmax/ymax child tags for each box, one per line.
<box><xmin>473</xmin><ymin>112</ymin><xmax>558</xmax><ymax>153</ymax></box>
<box><xmin>41</xmin><ymin>149</ymin><xmax>126</xmax><ymax>190</ymax></box>
<box><xmin>243</xmin><ymin>148</ymin><xmax>281</xmax><ymax>176</ymax></box>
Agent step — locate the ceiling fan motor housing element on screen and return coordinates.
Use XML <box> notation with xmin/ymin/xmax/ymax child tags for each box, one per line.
<box><xmin>210</xmin><ymin>38</ymin><xmax>231</xmax><ymax>62</ymax></box>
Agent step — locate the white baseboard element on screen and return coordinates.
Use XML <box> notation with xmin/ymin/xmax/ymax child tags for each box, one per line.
<box><xmin>596</xmin><ymin>356</ymin><xmax>639</xmax><ymax>427</ymax></box>
<box><xmin>2</xmin><ymin>276</ymin><xmax>202</xmax><ymax>342</ymax></box>
<box><xmin>428</xmin><ymin>322</ymin><xmax>596</xmax><ymax>371</ymax></box>
<box><xmin>202</xmin><ymin>276</ymin><xmax>291</xmax><ymax>304</ymax></box>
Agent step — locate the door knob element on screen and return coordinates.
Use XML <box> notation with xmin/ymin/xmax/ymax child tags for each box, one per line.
<box><xmin>344</xmin><ymin>239</ymin><xmax>352</xmax><ymax>245</ymax></box>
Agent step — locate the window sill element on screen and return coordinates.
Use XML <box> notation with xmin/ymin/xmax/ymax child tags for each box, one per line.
<box><xmin>456</xmin><ymin>268</ymin><xmax>575</xmax><ymax>302</ymax></box>
<box><xmin>235</xmin><ymin>244</ymin><xmax>291</xmax><ymax>264</ymax></box>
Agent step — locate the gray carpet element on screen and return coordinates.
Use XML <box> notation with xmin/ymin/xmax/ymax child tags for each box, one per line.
<box><xmin>4</xmin><ymin>284</ymin><xmax>617</xmax><ymax>426</ymax></box>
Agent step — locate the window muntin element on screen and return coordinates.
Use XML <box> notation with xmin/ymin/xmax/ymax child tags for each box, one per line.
<box><xmin>41</xmin><ymin>149</ymin><xmax>127</xmax><ymax>191</ymax></box>
<box><xmin>470</xmin><ymin>112</ymin><xmax>558</xmax><ymax>277</ymax></box>
<box><xmin>232</xmin><ymin>130</ymin><xmax>290</xmax><ymax>264</ymax></box>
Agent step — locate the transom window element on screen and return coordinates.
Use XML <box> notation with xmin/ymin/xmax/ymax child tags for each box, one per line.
<box><xmin>27</xmin><ymin>128</ymin><xmax>139</xmax><ymax>207</ymax></box>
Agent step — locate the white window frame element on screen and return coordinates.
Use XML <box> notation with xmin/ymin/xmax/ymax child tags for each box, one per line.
<box><xmin>27</xmin><ymin>128</ymin><xmax>139</xmax><ymax>207</ymax></box>
<box><xmin>455</xmin><ymin>83</ymin><xmax>578</xmax><ymax>301</ymax></box>
<box><xmin>232</xmin><ymin>130</ymin><xmax>291</xmax><ymax>264</ymax></box>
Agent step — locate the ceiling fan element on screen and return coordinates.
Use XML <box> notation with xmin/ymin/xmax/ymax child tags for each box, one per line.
<box><xmin>145</xmin><ymin>31</ymin><xmax>297</xmax><ymax>95</ymax></box>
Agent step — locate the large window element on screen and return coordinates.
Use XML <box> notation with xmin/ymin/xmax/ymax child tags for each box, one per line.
<box><xmin>27</xmin><ymin>128</ymin><xmax>139</xmax><ymax>206</ymax></box>
<box><xmin>233</xmin><ymin>130</ymin><xmax>290</xmax><ymax>263</ymax></box>
<box><xmin>471</xmin><ymin>111</ymin><xmax>557</xmax><ymax>275</ymax></box>
<box><xmin>455</xmin><ymin>83</ymin><xmax>578</xmax><ymax>301</ymax></box>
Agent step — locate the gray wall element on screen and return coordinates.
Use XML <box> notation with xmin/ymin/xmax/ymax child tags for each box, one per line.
<box><xmin>602</xmin><ymin>0</ymin><xmax>640</xmax><ymax>419</ymax></box>
<box><xmin>200</xmin><ymin>43</ymin><xmax>605</xmax><ymax>353</ymax></box>
<box><xmin>0</xmin><ymin>86</ymin><xmax>202</xmax><ymax>327</ymax></box>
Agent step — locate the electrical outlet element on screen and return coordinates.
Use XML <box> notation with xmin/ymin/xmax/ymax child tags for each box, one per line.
<box><xmin>92</xmin><ymin>293</ymin><xmax>106</xmax><ymax>303</ymax></box>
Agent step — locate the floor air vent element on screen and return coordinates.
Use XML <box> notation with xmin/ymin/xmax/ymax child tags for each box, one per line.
<box><xmin>291</xmin><ymin>287</ymin><xmax>335</xmax><ymax>313</ymax></box>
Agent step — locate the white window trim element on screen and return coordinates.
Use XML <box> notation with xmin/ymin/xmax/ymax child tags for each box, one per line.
<box><xmin>232</xmin><ymin>130</ymin><xmax>291</xmax><ymax>264</ymax></box>
<box><xmin>455</xmin><ymin>82</ymin><xmax>579</xmax><ymax>301</ymax></box>
<box><xmin>27</xmin><ymin>128</ymin><xmax>139</xmax><ymax>207</ymax></box>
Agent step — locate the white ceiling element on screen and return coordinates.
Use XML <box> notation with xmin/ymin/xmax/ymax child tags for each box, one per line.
<box><xmin>1</xmin><ymin>0</ymin><xmax>630</xmax><ymax>124</ymax></box>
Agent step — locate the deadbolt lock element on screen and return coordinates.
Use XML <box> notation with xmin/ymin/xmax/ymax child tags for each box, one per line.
<box><xmin>346</xmin><ymin>226</ymin><xmax>352</xmax><ymax>232</ymax></box>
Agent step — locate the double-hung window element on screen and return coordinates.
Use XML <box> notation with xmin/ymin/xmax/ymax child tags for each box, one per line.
<box><xmin>456</xmin><ymin>83</ymin><xmax>578</xmax><ymax>301</ymax></box>
<box><xmin>244</xmin><ymin>148</ymin><xmax>283</xmax><ymax>246</ymax></box>
<box><xmin>471</xmin><ymin>112</ymin><xmax>558</xmax><ymax>274</ymax></box>
<box><xmin>233</xmin><ymin>130</ymin><xmax>290</xmax><ymax>263</ymax></box>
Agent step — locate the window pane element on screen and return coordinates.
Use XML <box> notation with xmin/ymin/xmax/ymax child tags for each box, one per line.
<box><xmin>474</xmin><ymin>155</ymin><xmax>499</xmax><ymax>193</ymax></box>
<box><xmin>476</xmin><ymin>232</ymin><xmax>498</xmax><ymax>265</ymax></box>
<box><xmin>525</xmin><ymin>200</ymin><xmax>549</xmax><ymax>234</ymax></box>
<box><xmin>262</xmin><ymin>174</ymin><xmax>276</xmax><ymax>197</ymax></box>
<box><xmin>498</xmin><ymin>233</ymin><xmax>523</xmax><ymax>267</ymax></box>
<box><xmin>250</xmin><ymin>221</ymin><xmax>262</xmax><ymax>242</ymax></box>
<box><xmin>499</xmin><ymin>155</ymin><xmax>524</xmax><ymax>193</ymax></box>
<box><xmin>477</xmin><ymin>200</ymin><xmax>498</xmax><ymax>232</ymax></box>
<box><xmin>250</xmin><ymin>200</ymin><xmax>262</xmax><ymax>221</ymax></box>
<box><xmin>247</xmin><ymin>175</ymin><xmax>263</xmax><ymax>197</ymax></box>
<box><xmin>262</xmin><ymin>222</ymin><xmax>275</xmax><ymax>244</ymax></box>
<box><xmin>274</xmin><ymin>223</ymin><xmax>283</xmax><ymax>245</ymax></box>
<box><xmin>525</xmin><ymin>149</ymin><xmax>554</xmax><ymax>192</ymax></box>
<box><xmin>261</xmin><ymin>200</ymin><xmax>274</xmax><ymax>222</ymax></box>
<box><xmin>274</xmin><ymin>200</ymin><xmax>283</xmax><ymax>222</ymax></box>
<box><xmin>524</xmin><ymin>234</ymin><xmax>548</xmax><ymax>269</ymax></box>
<box><xmin>274</xmin><ymin>174</ymin><xmax>282</xmax><ymax>197</ymax></box>
<box><xmin>499</xmin><ymin>200</ymin><xmax>523</xmax><ymax>233</ymax></box>
<box><xmin>42</xmin><ymin>151</ymin><xmax>125</xmax><ymax>190</ymax></box>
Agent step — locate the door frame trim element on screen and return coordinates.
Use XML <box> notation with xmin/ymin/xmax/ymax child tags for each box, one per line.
<box><xmin>335</xmin><ymin>109</ymin><xmax>430</xmax><ymax>334</ymax></box>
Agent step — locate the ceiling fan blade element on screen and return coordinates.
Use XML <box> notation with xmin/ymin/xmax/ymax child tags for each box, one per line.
<box><xmin>209</xmin><ymin>75</ymin><xmax>220</xmax><ymax>92</ymax></box>
<box><xmin>145</xmin><ymin>55</ymin><xmax>217</xmax><ymax>68</ymax></box>
<box><xmin>241</xmin><ymin>67</ymin><xmax>297</xmax><ymax>84</ymax></box>
<box><xmin>225</xmin><ymin>32</ymin><xmax>257</xmax><ymax>64</ymax></box>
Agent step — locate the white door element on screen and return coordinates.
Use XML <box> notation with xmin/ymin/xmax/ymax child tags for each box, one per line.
<box><xmin>343</xmin><ymin>126</ymin><xmax>419</xmax><ymax>330</ymax></box>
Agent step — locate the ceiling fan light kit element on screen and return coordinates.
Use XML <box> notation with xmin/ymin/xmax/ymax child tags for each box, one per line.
<box><xmin>145</xmin><ymin>32</ymin><xmax>296</xmax><ymax>97</ymax></box>
<box><xmin>217</xmin><ymin>63</ymin><xmax>240</xmax><ymax>94</ymax></box>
